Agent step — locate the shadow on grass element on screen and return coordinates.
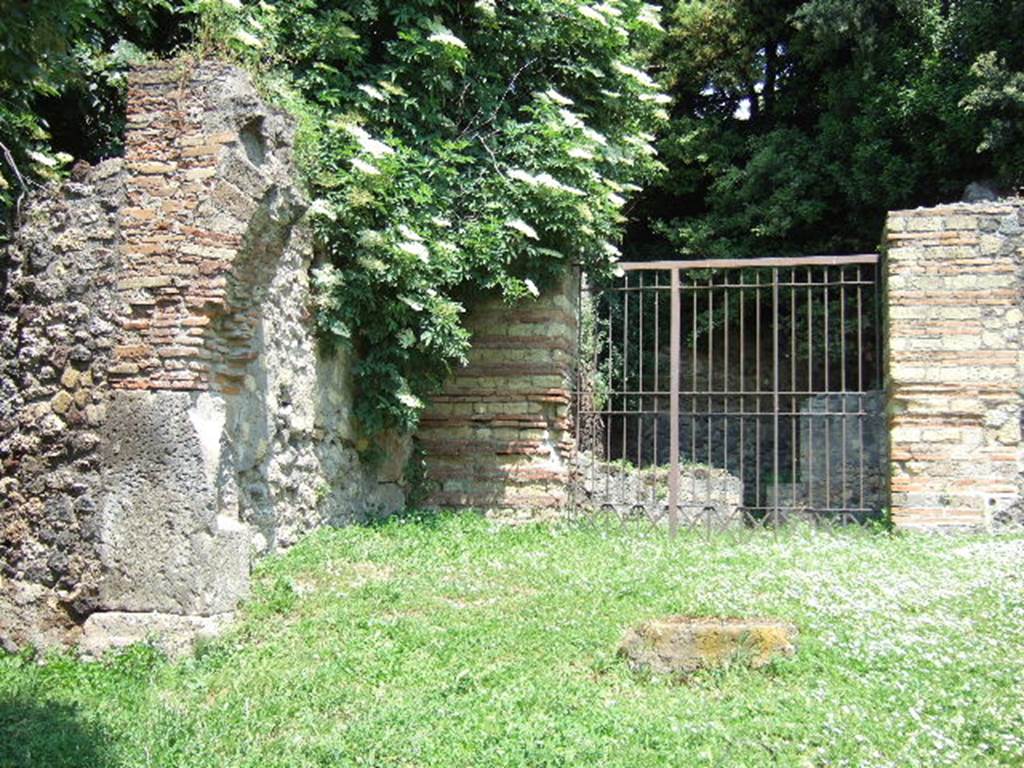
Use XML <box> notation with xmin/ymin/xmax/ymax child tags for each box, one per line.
<box><xmin>0</xmin><ymin>697</ymin><xmax>115</xmax><ymax>768</ymax></box>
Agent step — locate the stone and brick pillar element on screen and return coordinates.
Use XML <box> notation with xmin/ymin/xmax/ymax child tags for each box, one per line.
<box><xmin>418</xmin><ymin>277</ymin><xmax>577</xmax><ymax>517</ymax></box>
<box><xmin>885</xmin><ymin>202</ymin><xmax>1024</xmax><ymax>529</ymax></box>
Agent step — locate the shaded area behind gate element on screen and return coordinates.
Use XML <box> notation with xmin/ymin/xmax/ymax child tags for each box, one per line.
<box><xmin>570</xmin><ymin>255</ymin><xmax>888</xmax><ymax>531</ymax></box>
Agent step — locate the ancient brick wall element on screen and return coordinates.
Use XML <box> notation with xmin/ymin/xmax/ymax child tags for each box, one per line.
<box><xmin>112</xmin><ymin>62</ymin><xmax>294</xmax><ymax>394</ymax></box>
<box><xmin>1</xmin><ymin>60</ymin><xmax>405</xmax><ymax>654</ymax></box>
<box><xmin>418</xmin><ymin>277</ymin><xmax>577</xmax><ymax>517</ymax></box>
<box><xmin>885</xmin><ymin>202</ymin><xmax>1024</xmax><ymax>530</ymax></box>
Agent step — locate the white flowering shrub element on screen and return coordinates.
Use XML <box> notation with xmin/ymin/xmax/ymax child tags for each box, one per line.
<box><xmin>206</xmin><ymin>0</ymin><xmax>667</xmax><ymax>436</ymax></box>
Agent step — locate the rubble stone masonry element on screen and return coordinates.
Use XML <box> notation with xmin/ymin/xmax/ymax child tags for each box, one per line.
<box><xmin>1</xmin><ymin>60</ymin><xmax>404</xmax><ymax>654</ymax></box>
<box><xmin>885</xmin><ymin>201</ymin><xmax>1024</xmax><ymax>530</ymax></box>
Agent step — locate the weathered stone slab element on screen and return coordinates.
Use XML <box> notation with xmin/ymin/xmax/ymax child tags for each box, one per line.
<box><xmin>80</xmin><ymin>611</ymin><xmax>234</xmax><ymax>658</ymax></box>
<box><xmin>619</xmin><ymin>616</ymin><xmax>798</xmax><ymax>675</ymax></box>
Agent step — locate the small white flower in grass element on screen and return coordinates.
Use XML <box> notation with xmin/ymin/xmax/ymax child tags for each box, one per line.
<box><xmin>505</xmin><ymin>218</ymin><xmax>539</xmax><ymax>240</ymax></box>
<box><xmin>508</xmin><ymin>168</ymin><xmax>538</xmax><ymax>185</ymax></box>
<box><xmin>535</xmin><ymin>173</ymin><xmax>585</xmax><ymax>196</ymax></box>
<box><xmin>558</xmin><ymin>108</ymin><xmax>585</xmax><ymax>128</ymax></box>
<box><xmin>557</xmin><ymin>109</ymin><xmax>581</xmax><ymax>128</ymax></box>
<box><xmin>475</xmin><ymin>0</ymin><xmax>496</xmax><ymax>16</ymax></box>
<box><xmin>577</xmin><ymin>5</ymin><xmax>608</xmax><ymax>24</ymax></box>
<box><xmin>350</xmin><ymin>158</ymin><xmax>380</xmax><ymax>175</ymax></box>
<box><xmin>431</xmin><ymin>216</ymin><xmax>452</xmax><ymax>228</ymax></box>
<box><xmin>524</xmin><ymin>279</ymin><xmax>540</xmax><ymax>297</ymax></box>
<box><xmin>509</xmin><ymin>169</ymin><xmax>583</xmax><ymax>196</ymax></box>
<box><xmin>308</xmin><ymin>199</ymin><xmax>337</xmax><ymax>221</ymax></box>
<box><xmin>27</xmin><ymin>150</ymin><xmax>57</xmax><ymax>168</ymax></box>
<box><xmin>428</xmin><ymin>30</ymin><xmax>468</xmax><ymax>49</ymax></box>
<box><xmin>231</xmin><ymin>29</ymin><xmax>262</xmax><ymax>48</ymax></box>
<box><xmin>398</xmin><ymin>241</ymin><xmax>430</xmax><ymax>262</ymax></box>
<box><xmin>357</xmin><ymin>136</ymin><xmax>394</xmax><ymax>158</ymax></box>
<box><xmin>397</xmin><ymin>391</ymin><xmax>424</xmax><ymax>409</ymax></box>
<box><xmin>640</xmin><ymin>92</ymin><xmax>672</xmax><ymax>105</ymax></box>
<box><xmin>613</xmin><ymin>61</ymin><xmax>657</xmax><ymax>89</ymax></box>
<box><xmin>358</xmin><ymin>84</ymin><xmax>387</xmax><ymax>101</ymax></box>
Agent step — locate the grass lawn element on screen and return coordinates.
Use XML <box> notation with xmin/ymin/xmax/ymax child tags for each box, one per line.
<box><xmin>2</xmin><ymin>514</ymin><xmax>1023</xmax><ymax>767</ymax></box>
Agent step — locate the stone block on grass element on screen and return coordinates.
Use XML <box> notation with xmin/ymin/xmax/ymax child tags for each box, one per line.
<box><xmin>619</xmin><ymin>616</ymin><xmax>798</xmax><ymax>676</ymax></box>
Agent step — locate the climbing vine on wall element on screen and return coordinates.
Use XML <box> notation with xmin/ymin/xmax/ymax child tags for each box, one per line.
<box><xmin>194</xmin><ymin>0</ymin><xmax>667</xmax><ymax>437</ymax></box>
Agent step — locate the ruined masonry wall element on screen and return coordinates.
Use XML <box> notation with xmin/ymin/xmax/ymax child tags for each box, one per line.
<box><xmin>418</xmin><ymin>278</ymin><xmax>577</xmax><ymax>517</ymax></box>
<box><xmin>0</xmin><ymin>60</ymin><xmax>405</xmax><ymax>654</ymax></box>
<box><xmin>885</xmin><ymin>202</ymin><xmax>1024</xmax><ymax>530</ymax></box>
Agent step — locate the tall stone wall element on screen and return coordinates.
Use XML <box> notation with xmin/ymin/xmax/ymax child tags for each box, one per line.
<box><xmin>0</xmin><ymin>60</ymin><xmax>405</xmax><ymax>653</ymax></box>
<box><xmin>885</xmin><ymin>201</ymin><xmax>1024</xmax><ymax>530</ymax></box>
<box><xmin>418</xmin><ymin>278</ymin><xmax>577</xmax><ymax>517</ymax></box>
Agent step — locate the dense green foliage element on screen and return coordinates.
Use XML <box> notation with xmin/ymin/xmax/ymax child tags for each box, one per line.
<box><xmin>210</xmin><ymin>0</ymin><xmax>667</xmax><ymax>434</ymax></box>
<box><xmin>2</xmin><ymin>516</ymin><xmax>1023</xmax><ymax>766</ymax></box>
<box><xmin>630</xmin><ymin>0</ymin><xmax>1024</xmax><ymax>260</ymax></box>
<box><xmin>0</xmin><ymin>0</ymin><xmax>184</xmax><ymax>229</ymax></box>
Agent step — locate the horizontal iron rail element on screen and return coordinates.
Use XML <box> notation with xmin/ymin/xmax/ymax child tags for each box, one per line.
<box><xmin>607</xmin><ymin>280</ymin><xmax>876</xmax><ymax>291</ymax></box>
<box><xmin>617</xmin><ymin>254</ymin><xmax>878</xmax><ymax>271</ymax></box>
<box><xmin>584</xmin><ymin>390</ymin><xmax>877</xmax><ymax>397</ymax></box>
<box><xmin>583</xmin><ymin>409</ymin><xmax>877</xmax><ymax>418</ymax></box>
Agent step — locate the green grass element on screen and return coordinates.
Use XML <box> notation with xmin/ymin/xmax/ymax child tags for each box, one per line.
<box><xmin>2</xmin><ymin>514</ymin><xmax>1023</xmax><ymax>767</ymax></box>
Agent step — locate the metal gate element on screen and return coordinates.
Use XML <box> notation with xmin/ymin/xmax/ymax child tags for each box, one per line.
<box><xmin>569</xmin><ymin>256</ymin><xmax>887</xmax><ymax>533</ymax></box>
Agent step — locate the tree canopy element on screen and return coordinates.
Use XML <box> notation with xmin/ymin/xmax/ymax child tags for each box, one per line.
<box><xmin>631</xmin><ymin>0</ymin><xmax>1024</xmax><ymax>261</ymax></box>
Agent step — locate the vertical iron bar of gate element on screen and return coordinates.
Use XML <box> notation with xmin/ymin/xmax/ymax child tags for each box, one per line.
<box><xmin>669</xmin><ymin>268</ymin><xmax>681</xmax><ymax>538</ymax></box>
<box><xmin>772</xmin><ymin>268</ymin><xmax>780</xmax><ymax>526</ymax></box>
